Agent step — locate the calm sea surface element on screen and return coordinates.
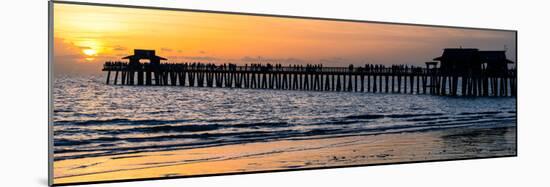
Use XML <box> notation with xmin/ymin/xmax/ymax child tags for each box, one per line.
<box><xmin>53</xmin><ymin>75</ymin><xmax>516</xmax><ymax>161</ymax></box>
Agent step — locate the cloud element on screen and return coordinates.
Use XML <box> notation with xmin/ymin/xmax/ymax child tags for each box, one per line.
<box><xmin>168</xmin><ymin>55</ymin><xmax>221</xmax><ymax>61</ymax></box>
<box><xmin>320</xmin><ymin>57</ymin><xmax>345</xmax><ymax>62</ymax></box>
<box><xmin>240</xmin><ymin>56</ymin><xmax>305</xmax><ymax>65</ymax></box>
<box><xmin>161</xmin><ymin>48</ymin><xmax>173</xmax><ymax>52</ymax></box>
<box><xmin>53</xmin><ymin>37</ymin><xmax>105</xmax><ymax>75</ymax></box>
<box><xmin>319</xmin><ymin>57</ymin><xmax>358</xmax><ymax>66</ymax></box>
<box><xmin>112</xmin><ymin>45</ymin><xmax>127</xmax><ymax>51</ymax></box>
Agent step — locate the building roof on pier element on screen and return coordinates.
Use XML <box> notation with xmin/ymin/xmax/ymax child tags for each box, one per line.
<box><xmin>122</xmin><ymin>49</ymin><xmax>167</xmax><ymax>61</ymax></box>
<box><xmin>433</xmin><ymin>48</ymin><xmax>479</xmax><ymax>62</ymax></box>
<box><xmin>479</xmin><ymin>51</ymin><xmax>514</xmax><ymax>64</ymax></box>
<box><xmin>433</xmin><ymin>48</ymin><xmax>514</xmax><ymax>64</ymax></box>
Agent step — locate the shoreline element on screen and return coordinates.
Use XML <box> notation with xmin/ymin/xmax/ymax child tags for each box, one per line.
<box><xmin>53</xmin><ymin>125</ymin><xmax>516</xmax><ymax>185</ymax></box>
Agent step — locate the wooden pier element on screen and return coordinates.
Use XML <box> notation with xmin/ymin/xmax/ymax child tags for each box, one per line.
<box><xmin>102</xmin><ymin>61</ymin><xmax>516</xmax><ymax>97</ymax></box>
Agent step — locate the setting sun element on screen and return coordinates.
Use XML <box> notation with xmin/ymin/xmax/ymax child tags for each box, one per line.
<box><xmin>83</xmin><ymin>49</ymin><xmax>97</xmax><ymax>56</ymax></box>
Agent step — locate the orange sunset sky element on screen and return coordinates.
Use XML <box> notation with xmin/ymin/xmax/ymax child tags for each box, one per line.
<box><xmin>53</xmin><ymin>3</ymin><xmax>516</xmax><ymax>75</ymax></box>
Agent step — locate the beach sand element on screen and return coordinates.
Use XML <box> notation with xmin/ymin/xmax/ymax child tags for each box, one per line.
<box><xmin>53</xmin><ymin>126</ymin><xmax>516</xmax><ymax>185</ymax></box>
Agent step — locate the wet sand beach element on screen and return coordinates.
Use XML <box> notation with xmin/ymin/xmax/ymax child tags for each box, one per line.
<box><xmin>54</xmin><ymin>126</ymin><xmax>516</xmax><ymax>184</ymax></box>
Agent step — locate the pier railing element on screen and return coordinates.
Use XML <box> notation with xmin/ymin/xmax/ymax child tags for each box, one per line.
<box><xmin>102</xmin><ymin>61</ymin><xmax>516</xmax><ymax>97</ymax></box>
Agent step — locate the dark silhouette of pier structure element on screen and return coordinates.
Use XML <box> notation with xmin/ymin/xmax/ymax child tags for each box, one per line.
<box><xmin>103</xmin><ymin>49</ymin><xmax>516</xmax><ymax>97</ymax></box>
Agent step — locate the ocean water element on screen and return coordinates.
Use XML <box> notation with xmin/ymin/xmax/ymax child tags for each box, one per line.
<box><xmin>53</xmin><ymin>75</ymin><xmax>516</xmax><ymax>161</ymax></box>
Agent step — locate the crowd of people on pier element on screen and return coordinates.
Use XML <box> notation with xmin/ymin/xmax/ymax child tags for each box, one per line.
<box><xmin>104</xmin><ymin>61</ymin><xmax>425</xmax><ymax>74</ymax></box>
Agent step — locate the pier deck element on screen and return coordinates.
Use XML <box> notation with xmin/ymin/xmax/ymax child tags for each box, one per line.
<box><xmin>102</xmin><ymin>62</ymin><xmax>516</xmax><ymax>97</ymax></box>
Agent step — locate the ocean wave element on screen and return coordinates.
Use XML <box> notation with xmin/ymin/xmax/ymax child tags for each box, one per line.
<box><xmin>344</xmin><ymin>113</ymin><xmax>444</xmax><ymax>120</ymax></box>
<box><xmin>458</xmin><ymin>111</ymin><xmax>501</xmax><ymax>115</ymax></box>
<box><xmin>55</xmin><ymin>118</ymin><xmax>192</xmax><ymax>126</ymax></box>
<box><xmin>53</xmin><ymin>117</ymin><xmax>516</xmax><ymax>161</ymax></box>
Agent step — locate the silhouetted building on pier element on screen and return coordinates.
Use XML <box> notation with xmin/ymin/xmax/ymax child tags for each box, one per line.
<box><xmin>434</xmin><ymin>48</ymin><xmax>482</xmax><ymax>73</ymax></box>
<box><xmin>479</xmin><ymin>51</ymin><xmax>514</xmax><ymax>75</ymax></box>
<box><xmin>434</xmin><ymin>48</ymin><xmax>514</xmax><ymax>75</ymax></box>
<box><xmin>123</xmin><ymin>49</ymin><xmax>167</xmax><ymax>66</ymax></box>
